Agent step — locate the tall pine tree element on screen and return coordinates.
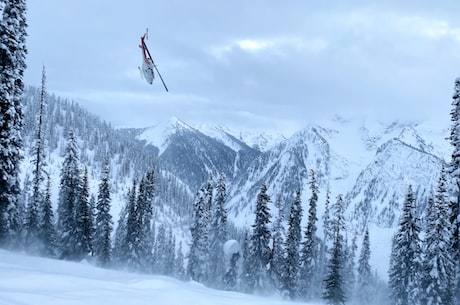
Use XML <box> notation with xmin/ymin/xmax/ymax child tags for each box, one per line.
<box><xmin>124</xmin><ymin>180</ymin><xmax>142</xmax><ymax>269</ymax></box>
<box><xmin>421</xmin><ymin>166</ymin><xmax>455</xmax><ymax>305</ymax></box>
<box><xmin>94</xmin><ymin>158</ymin><xmax>113</xmax><ymax>267</ymax></box>
<box><xmin>136</xmin><ymin>173</ymin><xmax>155</xmax><ymax>269</ymax></box>
<box><xmin>24</xmin><ymin>65</ymin><xmax>48</xmax><ymax>252</ymax></box>
<box><xmin>282</xmin><ymin>188</ymin><xmax>303</xmax><ymax>299</ymax></box>
<box><xmin>40</xmin><ymin>175</ymin><xmax>57</xmax><ymax>257</ymax></box>
<box><xmin>356</xmin><ymin>229</ymin><xmax>372</xmax><ymax>305</ymax></box>
<box><xmin>299</xmin><ymin>170</ymin><xmax>321</xmax><ymax>300</ymax></box>
<box><xmin>74</xmin><ymin>167</ymin><xmax>94</xmax><ymax>259</ymax></box>
<box><xmin>323</xmin><ymin>194</ymin><xmax>347</xmax><ymax>305</ymax></box>
<box><xmin>209</xmin><ymin>172</ymin><xmax>228</xmax><ymax>287</ymax></box>
<box><xmin>57</xmin><ymin>130</ymin><xmax>82</xmax><ymax>260</ymax></box>
<box><xmin>388</xmin><ymin>185</ymin><xmax>423</xmax><ymax>305</ymax></box>
<box><xmin>187</xmin><ymin>187</ymin><xmax>210</xmax><ymax>282</ymax></box>
<box><xmin>447</xmin><ymin>77</ymin><xmax>460</xmax><ymax>305</ymax></box>
<box><xmin>0</xmin><ymin>0</ymin><xmax>27</xmax><ymax>246</ymax></box>
<box><xmin>247</xmin><ymin>183</ymin><xmax>272</xmax><ymax>293</ymax></box>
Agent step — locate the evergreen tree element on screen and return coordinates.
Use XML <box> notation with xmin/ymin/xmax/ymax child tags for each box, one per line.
<box><xmin>57</xmin><ymin>130</ymin><xmax>82</xmax><ymax>260</ymax></box>
<box><xmin>247</xmin><ymin>183</ymin><xmax>272</xmax><ymax>293</ymax></box>
<box><xmin>94</xmin><ymin>158</ymin><xmax>113</xmax><ymax>267</ymax></box>
<box><xmin>447</xmin><ymin>77</ymin><xmax>460</xmax><ymax>304</ymax></box>
<box><xmin>282</xmin><ymin>188</ymin><xmax>303</xmax><ymax>299</ymax></box>
<box><xmin>154</xmin><ymin>223</ymin><xmax>168</xmax><ymax>274</ymax></box>
<box><xmin>135</xmin><ymin>174</ymin><xmax>154</xmax><ymax>269</ymax></box>
<box><xmin>24</xmin><ymin>65</ymin><xmax>48</xmax><ymax>252</ymax></box>
<box><xmin>124</xmin><ymin>180</ymin><xmax>142</xmax><ymax>269</ymax></box>
<box><xmin>112</xmin><ymin>202</ymin><xmax>128</xmax><ymax>265</ymax></box>
<box><xmin>388</xmin><ymin>185</ymin><xmax>423</xmax><ymax>305</ymax></box>
<box><xmin>421</xmin><ymin>167</ymin><xmax>455</xmax><ymax>305</ymax></box>
<box><xmin>187</xmin><ymin>187</ymin><xmax>210</xmax><ymax>282</ymax></box>
<box><xmin>271</xmin><ymin>196</ymin><xmax>286</xmax><ymax>291</ymax></box>
<box><xmin>142</xmin><ymin>171</ymin><xmax>156</xmax><ymax>266</ymax></box>
<box><xmin>323</xmin><ymin>195</ymin><xmax>347</xmax><ymax>305</ymax></box>
<box><xmin>299</xmin><ymin>170</ymin><xmax>321</xmax><ymax>300</ymax></box>
<box><xmin>356</xmin><ymin>229</ymin><xmax>372</xmax><ymax>305</ymax></box>
<box><xmin>206</xmin><ymin>172</ymin><xmax>213</xmax><ymax>214</ymax></box>
<box><xmin>209</xmin><ymin>172</ymin><xmax>228</xmax><ymax>287</ymax></box>
<box><xmin>74</xmin><ymin>167</ymin><xmax>94</xmax><ymax>259</ymax></box>
<box><xmin>0</xmin><ymin>0</ymin><xmax>27</xmax><ymax>246</ymax></box>
<box><xmin>40</xmin><ymin>175</ymin><xmax>57</xmax><ymax>257</ymax></box>
<box><xmin>323</xmin><ymin>186</ymin><xmax>332</xmax><ymax>246</ymax></box>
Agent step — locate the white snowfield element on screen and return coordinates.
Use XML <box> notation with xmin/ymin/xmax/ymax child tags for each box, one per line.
<box><xmin>0</xmin><ymin>250</ymin><xmax>320</xmax><ymax>305</ymax></box>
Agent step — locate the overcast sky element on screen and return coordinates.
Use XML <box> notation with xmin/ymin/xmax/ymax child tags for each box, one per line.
<box><xmin>24</xmin><ymin>1</ymin><xmax>460</xmax><ymax>134</ymax></box>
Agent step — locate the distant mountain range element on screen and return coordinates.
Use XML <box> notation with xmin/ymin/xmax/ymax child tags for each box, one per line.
<box><xmin>21</xmin><ymin>86</ymin><xmax>453</xmax><ymax>276</ymax></box>
<box><xmin>135</xmin><ymin>115</ymin><xmax>450</xmax><ymax>232</ymax></box>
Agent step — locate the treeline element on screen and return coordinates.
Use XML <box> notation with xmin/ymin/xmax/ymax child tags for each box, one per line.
<box><xmin>187</xmin><ymin>170</ymin><xmax>388</xmax><ymax>305</ymax></box>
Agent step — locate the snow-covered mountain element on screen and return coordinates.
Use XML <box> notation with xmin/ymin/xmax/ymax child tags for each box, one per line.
<box><xmin>136</xmin><ymin>118</ymin><xmax>261</xmax><ymax>190</ymax></box>
<box><xmin>21</xmin><ymin>88</ymin><xmax>453</xmax><ymax>277</ymax></box>
<box><xmin>132</xmin><ymin>113</ymin><xmax>450</xmax><ymax>235</ymax></box>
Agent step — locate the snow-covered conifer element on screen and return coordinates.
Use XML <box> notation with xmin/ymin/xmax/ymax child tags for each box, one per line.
<box><xmin>94</xmin><ymin>158</ymin><xmax>113</xmax><ymax>267</ymax></box>
<box><xmin>112</xmin><ymin>203</ymin><xmax>128</xmax><ymax>265</ymax></box>
<box><xmin>323</xmin><ymin>186</ymin><xmax>332</xmax><ymax>246</ymax></box>
<box><xmin>323</xmin><ymin>195</ymin><xmax>347</xmax><ymax>305</ymax></box>
<box><xmin>154</xmin><ymin>223</ymin><xmax>168</xmax><ymax>274</ymax></box>
<box><xmin>388</xmin><ymin>185</ymin><xmax>423</xmax><ymax>305</ymax></box>
<box><xmin>421</xmin><ymin>166</ymin><xmax>455</xmax><ymax>305</ymax></box>
<box><xmin>124</xmin><ymin>180</ymin><xmax>142</xmax><ymax>269</ymax></box>
<box><xmin>247</xmin><ymin>183</ymin><xmax>272</xmax><ymax>293</ymax></box>
<box><xmin>74</xmin><ymin>167</ymin><xmax>94</xmax><ymax>259</ymax></box>
<box><xmin>187</xmin><ymin>187</ymin><xmax>210</xmax><ymax>283</ymax></box>
<box><xmin>299</xmin><ymin>170</ymin><xmax>321</xmax><ymax>300</ymax></box>
<box><xmin>25</xmin><ymin>66</ymin><xmax>48</xmax><ymax>252</ymax></box>
<box><xmin>355</xmin><ymin>229</ymin><xmax>372</xmax><ymax>305</ymax></box>
<box><xmin>448</xmin><ymin>77</ymin><xmax>460</xmax><ymax>304</ymax></box>
<box><xmin>0</xmin><ymin>0</ymin><xmax>27</xmax><ymax>246</ymax></box>
<box><xmin>57</xmin><ymin>130</ymin><xmax>82</xmax><ymax>260</ymax></box>
<box><xmin>40</xmin><ymin>175</ymin><xmax>57</xmax><ymax>257</ymax></box>
<box><xmin>282</xmin><ymin>188</ymin><xmax>303</xmax><ymax>299</ymax></box>
<box><xmin>209</xmin><ymin>172</ymin><xmax>228</xmax><ymax>287</ymax></box>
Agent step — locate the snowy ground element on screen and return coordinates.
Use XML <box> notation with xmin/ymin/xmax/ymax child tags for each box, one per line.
<box><xmin>0</xmin><ymin>250</ymin><xmax>320</xmax><ymax>305</ymax></box>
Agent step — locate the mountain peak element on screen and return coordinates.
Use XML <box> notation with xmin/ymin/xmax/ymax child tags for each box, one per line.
<box><xmin>168</xmin><ymin>116</ymin><xmax>195</xmax><ymax>131</ymax></box>
<box><xmin>397</xmin><ymin>126</ymin><xmax>431</xmax><ymax>153</ymax></box>
<box><xmin>137</xmin><ymin>117</ymin><xmax>197</xmax><ymax>154</ymax></box>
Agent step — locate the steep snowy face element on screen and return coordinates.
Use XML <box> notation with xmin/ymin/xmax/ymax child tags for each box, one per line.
<box><xmin>226</xmin><ymin>126</ymin><xmax>333</xmax><ymax>226</ymax></box>
<box><xmin>224</xmin><ymin>117</ymin><xmax>450</xmax><ymax>232</ymax></box>
<box><xmin>137</xmin><ymin>117</ymin><xmax>196</xmax><ymax>155</ymax></box>
<box><xmin>347</xmin><ymin>138</ymin><xmax>443</xmax><ymax>232</ymax></box>
<box><xmin>192</xmin><ymin>124</ymin><xmax>254</xmax><ymax>153</ymax></box>
<box><xmin>138</xmin><ymin>117</ymin><xmax>261</xmax><ymax>190</ymax></box>
<box><xmin>194</xmin><ymin>124</ymin><xmax>287</xmax><ymax>152</ymax></box>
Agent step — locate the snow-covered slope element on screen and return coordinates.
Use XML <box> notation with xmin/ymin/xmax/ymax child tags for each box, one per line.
<box><xmin>21</xmin><ymin>87</ymin><xmax>454</xmax><ymax>284</ymax></box>
<box><xmin>347</xmin><ymin>138</ymin><xmax>443</xmax><ymax>232</ymax></box>
<box><xmin>194</xmin><ymin>123</ymin><xmax>286</xmax><ymax>152</ymax></box>
<box><xmin>0</xmin><ymin>250</ymin><xmax>320</xmax><ymax>305</ymax></box>
<box><xmin>136</xmin><ymin>118</ymin><xmax>261</xmax><ymax>189</ymax></box>
<box><xmin>129</xmin><ymin>114</ymin><xmax>452</xmax><ymax>236</ymax></box>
